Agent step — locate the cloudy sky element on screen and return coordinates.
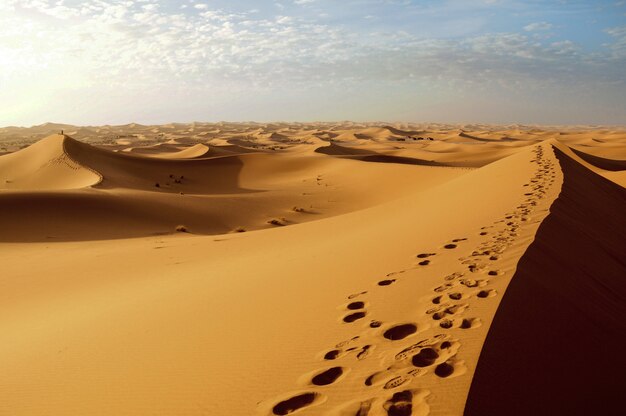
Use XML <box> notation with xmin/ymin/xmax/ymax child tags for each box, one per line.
<box><xmin>1</xmin><ymin>0</ymin><xmax>625</xmax><ymax>126</ymax></box>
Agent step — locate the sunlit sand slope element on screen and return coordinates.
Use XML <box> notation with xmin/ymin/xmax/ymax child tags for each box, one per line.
<box><xmin>0</xmin><ymin>124</ymin><xmax>623</xmax><ymax>416</ymax></box>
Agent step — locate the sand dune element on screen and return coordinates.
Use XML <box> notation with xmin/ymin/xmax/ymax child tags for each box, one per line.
<box><xmin>0</xmin><ymin>134</ymin><xmax>101</xmax><ymax>190</ymax></box>
<box><xmin>0</xmin><ymin>123</ymin><xmax>624</xmax><ymax>415</ymax></box>
<box><xmin>465</xmin><ymin>143</ymin><xmax>626</xmax><ymax>416</ymax></box>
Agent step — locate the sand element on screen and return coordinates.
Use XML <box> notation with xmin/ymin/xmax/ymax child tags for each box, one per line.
<box><xmin>0</xmin><ymin>123</ymin><xmax>624</xmax><ymax>415</ymax></box>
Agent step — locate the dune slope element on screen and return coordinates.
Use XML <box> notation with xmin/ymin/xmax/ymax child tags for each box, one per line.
<box><xmin>464</xmin><ymin>145</ymin><xmax>626</xmax><ymax>416</ymax></box>
<box><xmin>0</xmin><ymin>134</ymin><xmax>101</xmax><ymax>190</ymax></box>
<box><xmin>0</xmin><ymin>141</ymin><xmax>563</xmax><ymax>415</ymax></box>
<box><xmin>0</xmin><ymin>123</ymin><xmax>624</xmax><ymax>416</ymax></box>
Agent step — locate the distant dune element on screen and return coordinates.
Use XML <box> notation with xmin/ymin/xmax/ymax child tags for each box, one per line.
<box><xmin>0</xmin><ymin>123</ymin><xmax>624</xmax><ymax>415</ymax></box>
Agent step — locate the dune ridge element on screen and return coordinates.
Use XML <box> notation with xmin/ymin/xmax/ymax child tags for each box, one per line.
<box><xmin>0</xmin><ymin>134</ymin><xmax>102</xmax><ymax>190</ymax></box>
<box><xmin>465</xmin><ymin>144</ymin><xmax>626</xmax><ymax>416</ymax></box>
<box><xmin>0</xmin><ymin>123</ymin><xmax>624</xmax><ymax>415</ymax></box>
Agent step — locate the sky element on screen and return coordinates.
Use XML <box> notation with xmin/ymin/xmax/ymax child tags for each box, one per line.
<box><xmin>0</xmin><ymin>0</ymin><xmax>625</xmax><ymax>126</ymax></box>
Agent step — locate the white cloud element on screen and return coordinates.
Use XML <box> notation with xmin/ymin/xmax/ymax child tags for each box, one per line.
<box><xmin>0</xmin><ymin>0</ymin><xmax>624</xmax><ymax>125</ymax></box>
<box><xmin>605</xmin><ymin>25</ymin><xmax>626</xmax><ymax>57</ymax></box>
<box><xmin>524</xmin><ymin>22</ymin><xmax>553</xmax><ymax>32</ymax></box>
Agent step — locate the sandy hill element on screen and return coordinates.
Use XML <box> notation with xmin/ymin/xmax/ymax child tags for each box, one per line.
<box><xmin>0</xmin><ymin>123</ymin><xmax>624</xmax><ymax>416</ymax></box>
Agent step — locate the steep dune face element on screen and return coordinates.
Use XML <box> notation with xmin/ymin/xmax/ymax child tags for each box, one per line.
<box><xmin>569</xmin><ymin>146</ymin><xmax>626</xmax><ymax>171</ymax></box>
<box><xmin>125</xmin><ymin>143</ymin><xmax>210</xmax><ymax>159</ymax></box>
<box><xmin>150</xmin><ymin>143</ymin><xmax>210</xmax><ymax>159</ymax></box>
<box><xmin>63</xmin><ymin>137</ymin><xmax>247</xmax><ymax>193</ymax></box>
<box><xmin>465</xmin><ymin>145</ymin><xmax>626</xmax><ymax>416</ymax></box>
<box><xmin>0</xmin><ymin>134</ymin><xmax>101</xmax><ymax>190</ymax></box>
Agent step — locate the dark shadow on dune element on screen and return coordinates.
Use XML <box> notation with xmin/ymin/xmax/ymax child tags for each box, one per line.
<box><xmin>458</xmin><ymin>132</ymin><xmax>520</xmax><ymax>142</ymax></box>
<box><xmin>0</xmin><ymin>189</ymin><xmax>270</xmax><ymax>242</ymax></box>
<box><xmin>464</xmin><ymin>147</ymin><xmax>626</xmax><ymax>416</ymax></box>
<box><xmin>64</xmin><ymin>137</ymin><xmax>255</xmax><ymax>194</ymax></box>
<box><xmin>314</xmin><ymin>143</ymin><xmax>375</xmax><ymax>156</ymax></box>
<box><xmin>353</xmin><ymin>154</ymin><xmax>446</xmax><ymax>166</ymax></box>
<box><xmin>315</xmin><ymin>143</ymin><xmax>456</xmax><ymax>167</ymax></box>
<box><xmin>570</xmin><ymin>147</ymin><xmax>626</xmax><ymax>171</ymax></box>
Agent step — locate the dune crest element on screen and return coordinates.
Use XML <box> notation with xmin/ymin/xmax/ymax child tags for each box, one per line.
<box><xmin>465</xmin><ymin>143</ymin><xmax>626</xmax><ymax>416</ymax></box>
<box><xmin>0</xmin><ymin>134</ymin><xmax>102</xmax><ymax>190</ymax></box>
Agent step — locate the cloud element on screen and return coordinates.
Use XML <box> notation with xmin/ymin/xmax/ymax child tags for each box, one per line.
<box><xmin>0</xmin><ymin>0</ymin><xmax>624</xmax><ymax>125</ymax></box>
<box><xmin>524</xmin><ymin>22</ymin><xmax>553</xmax><ymax>31</ymax></box>
<box><xmin>605</xmin><ymin>25</ymin><xmax>626</xmax><ymax>57</ymax></box>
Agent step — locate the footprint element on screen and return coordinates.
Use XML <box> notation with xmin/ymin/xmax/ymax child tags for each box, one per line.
<box><xmin>448</xmin><ymin>292</ymin><xmax>462</xmax><ymax>300</ymax></box>
<box><xmin>443</xmin><ymin>244</ymin><xmax>457</xmax><ymax>249</ymax></box>
<box><xmin>344</xmin><ymin>311</ymin><xmax>367</xmax><ymax>323</ymax></box>
<box><xmin>378</xmin><ymin>279</ymin><xmax>396</xmax><ymax>286</ymax></box>
<box><xmin>434</xmin><ymin>362</ymin><xmax>455</xmax><ymax>378</ymax></box>
<box><xmin>431</xmin><ymin>295</ymin><xmax>442</xmax><ymax>304</ymax></box>
<box><xmin>439</xmin><ymin>319</ymin><xmax>453</xmax><ymax>329</ymax></box>
<box><xmin>434</xmin><ymin>283</ymin><xmax>454</xmax><ymax>293</ymax></box>
<box><xmin>394</xmin><ymin>336</ymin><xmax>449</xmax><ymax>361</ymax></box>
<box><xmin>476</xmin><ymin>289</ymin><xmax>497</xmax><ymax>298</ymax></box>
<box><xmin>411</xmin><ymin>348</ymin><xmax>439</xmax><ymax>367</ymax></box>
<box><xmin>383</xmin><ymin>390</ymin><xmax>414</xmax><ymax>416</ymax></box>
<box><xmin>324</xmin><ymin>349</ymin><xmax>342</xmax><ymax>360</ymax></box>
<box><xmin>346</xmin><ymin>301</ymin><xmax>366</xmax><ymax>310</ymax></box>
<box><xmin>336</xmin><ymin>336</ymin><xmax>360</xmax><ymax>348</ymax></box>
<box><xmin>460</xmin><ymin>318</ymin><xmax>481</xmax><ymax>329</ymax></box>
<box><xmin>348</xmin><ymin>291</ymin><xmax>368</xmax><ymax>299</ymax></box>
<box><xmin>431</xmin><ymin>311</ymin><xmax>446</xmax><ymax>320</ymax></box>
<box><xmin>444</xmin><ymin>272</ymin><xmax>463</xmax><ymax>281</ymax></box>
<box><xmin>357</xmin><ymin>345</ymin><xmax>372</xmax><ymax>360</ymax></box>
<box><xmin>459</xmin><ymin>278</ymin><xmax>485</xmax><ymax>288</ymax></box>
<box><xmin>417</xmin><ymin>260</ymin><xmax>430</xmax><ymax>266</ymax></box>
<box><xmin>370</xmin><ymin>320</ymin><xmax>382</xmax><ymax>328</ymax></box>
<box><xmin>365</xmin><ymin>371</ymin><xmax>386</xmax><ymax>386</ymax></box>
<box><xmin>445</xmin><ymin>303</ymin><xmax>468</xmax><ymax>315</ymax></box>
<box><xmin>365</xmin><ymin>370</ymin><xmax>410</xmax><ymax>388</ymax></box>
<box><xmin>467</xmin><ymin>262</ymin><xmax>486</xmax><ymax>273</ymax></box>
<box><xmin>383</xmin><ymin>375</ymin><xmax>411</xmax><ymax>390</ymax></box>
<box><xmin>311</xmin><ymin>367</ymin><xmax>345</xmax><ymax>386</ymax></box>
<box><xmin>416</xmin><ymin>253</ymin><xmax>436</xmax><ymax>259</ymax></box>
<box><xmin>426</xmin><ymin>303</ymin><xmax>445</xmax><ymax>315</ymax></box>
<box><xmin>272</xmin><ymin>392</ymin><xmax>322</xmax><ymax>415</ymax></box>
<box><xmin>384</xmin><ymin>323</ymin><xmax>418</xmax><ymax>341</ymax></box>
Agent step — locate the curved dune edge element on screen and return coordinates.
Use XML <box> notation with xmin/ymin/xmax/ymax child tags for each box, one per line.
<box><xmin>61</xmin><ymin>136</ymin><xmax>104</xmax><ymax>186</ymax></box>
<box><xmin>569</xmin><ymin>146</ymin><xmax>626</xmax><ymax>171</ymax></box>
<box><xmin>464</xmin><ymin>145</ymin><xmax>626</xmax><ymax>416</ymax></box>
<box><xmin>315</xmin><ymin>142</ymin><xmax>470</xmax><ymax>167</ymax></box>
<box><xmin>126</xmin><ymin>143</ymin><xmax>211</xmax><ymax>159</ymax></box>
<box><xmin>0</xmin><ymin>134</ymin><xmax>102</xmax><ymax>190</ymax></box>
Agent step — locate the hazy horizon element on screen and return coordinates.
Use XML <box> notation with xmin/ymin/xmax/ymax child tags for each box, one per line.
<box><xmin>3</xmin><ymin>119</ymin><xmax>626</xmax><ymax>130</ymax></box>
<box><xmin>2</xmin><ymin>0</ymin><xmax>626</xmax><ymax>126</ymax></box>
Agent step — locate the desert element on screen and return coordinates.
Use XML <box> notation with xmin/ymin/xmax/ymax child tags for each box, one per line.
<box><xmin>1</xmin><ymin>122</ymin><xmax>624</xmax><ymax>415</ymax></box>
<box><xmin>2</xmin><ymin>0</ymin><xmax>626</xmax><ymax>414</ymax></box>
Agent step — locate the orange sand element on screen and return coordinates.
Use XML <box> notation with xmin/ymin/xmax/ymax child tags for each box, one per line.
<box><xmin>0</xmin><ymin>123</ymin><xmax>624</xmax><ymax>415</ymax></box>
